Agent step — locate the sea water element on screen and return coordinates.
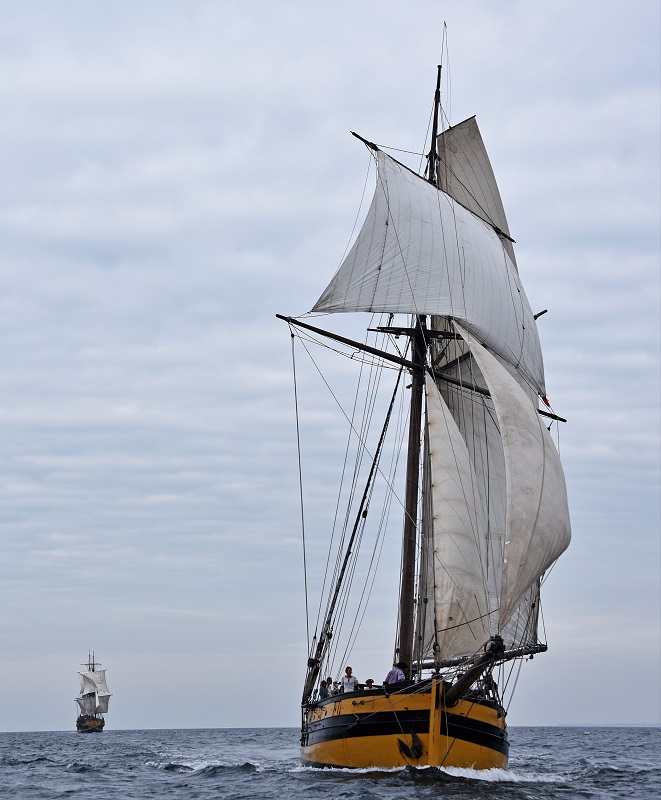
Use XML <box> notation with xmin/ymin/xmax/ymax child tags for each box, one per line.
<box><xmin>0</xmin><ymin>726</ymin><xmax>659</xmax><ymax>799</ymax></box>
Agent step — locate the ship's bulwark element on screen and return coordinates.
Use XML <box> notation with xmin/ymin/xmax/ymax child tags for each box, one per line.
<box><xmin>301</xmin><ymin>682</ymin><xmax>508</xmax><ymax>770</ymax></box>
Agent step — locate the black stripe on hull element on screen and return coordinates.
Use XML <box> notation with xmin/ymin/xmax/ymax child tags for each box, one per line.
<box><xmin>303</xmin><ymin>709</ymin><xmax>508</xmax><ymax>757</ymax></box>
<box><xmin>440</xmin><ymin>713</ymin><xmax>509</xmax><ymax>757</ymax></box>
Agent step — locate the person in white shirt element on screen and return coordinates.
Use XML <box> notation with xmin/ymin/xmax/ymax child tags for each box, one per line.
<box><xmin>341</xmin><ymin>665</ymin><xmax>359</xmax><ymax>692</ymax></box>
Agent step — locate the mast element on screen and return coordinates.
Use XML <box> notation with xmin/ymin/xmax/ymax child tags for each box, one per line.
<box><xmin>426</xmin><ymin>65</ymin><xmax>442</xmax><ymax>186</ymax></box>
<box><xmin>396</xmin><ymin>318</ymin><xmax>426</xmax><ymax>674</ymax></box>
<box><xmin>398</xmin><ymin>67</ymin><xmax>441</xmax><ymax>674</ymax></box>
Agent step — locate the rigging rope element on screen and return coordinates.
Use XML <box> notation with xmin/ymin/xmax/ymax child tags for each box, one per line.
<box><xmin>317</xmin><ymin>360</ymin><xmax>404</xmax><ymax>687</ymax></box>
<box><xmin>291</xmin><ymin>333</ymin><xmax>311</xmax><ymax>654</ymax></box>
<box><xmin>330</xmin><ymin>356</ymin><xmax>405</xmax><ymax>676</ymax></box>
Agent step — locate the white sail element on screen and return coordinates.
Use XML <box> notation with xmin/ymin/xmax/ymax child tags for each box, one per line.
<box><xmin>430</xmin><ymin>331</ymin><xmax>545</xmax><ymax>651</ymax></box>
<box><xmin>76</xmin><ymin>695</ymin><xmax>96</xmax><ymax>715</ymax></box>
<box><xmin>312</xmin><ymin>149</ymin><xmax>545</xmax><ymax>394</ymax></box>
<box><xmin>437</xmin><ymin>117</ymin><xmax>517</xmax><ymax>267</ymax></box>
<box><xmin>424</xmin><ymin>374</ymin><xmax>493</xmax><ymax>659</ymax></box>
<box><xmin>453</xmin><ymin>323</ymin><xmax>571</xmax><ymax>628</ymax></box>
<box><xmin>79</xmin><ymin>669</ymin><xmax>109</xmax><ymax>695</ymax></box>
<box><xmin>96</xmin><ymin>694</ymin><xmax>110</xmax><ymax>714</ymax></box>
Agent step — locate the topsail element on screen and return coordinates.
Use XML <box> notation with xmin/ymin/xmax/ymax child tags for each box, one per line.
<box><xmin>79</xmin><ymin>670</ymin><xmax>109</xmax><ymax>696</ymax></box>
<box><xmin>436</xmin><ymin>116</ymin><xmax>517</xmax><ymax>268</ymax></box>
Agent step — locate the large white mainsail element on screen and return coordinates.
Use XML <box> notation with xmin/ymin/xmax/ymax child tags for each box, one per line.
<box><xmin>417</xmin><ymin>343</ymin><xmax>569</xmax><ymax>662</ymax></box>
<box><xmin>427</xmin><ymin>329</ymin><xmax>549</xmax><ymax>654</ymax></box>
<box><xmin>422</xmin><ymin>373</ymin><xmax>492</xmax><ymax>659</ymax></box>
<box><xmin>453</xmin><ymin>323</ymin><xmax>571</xmax><ymax>628</ymax></box>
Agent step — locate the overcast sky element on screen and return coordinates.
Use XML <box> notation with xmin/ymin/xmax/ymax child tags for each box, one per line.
<box><xmin>0</xmin><ymin>0</ymin><xmax>658</xmax><ymax>732</ymax></box>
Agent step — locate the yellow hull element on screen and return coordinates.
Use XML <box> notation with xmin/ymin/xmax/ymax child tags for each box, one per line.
<box><xmin>301</xmin><ymin>680</ymin><xmax>507</xmax><ymax>769</ymax></box>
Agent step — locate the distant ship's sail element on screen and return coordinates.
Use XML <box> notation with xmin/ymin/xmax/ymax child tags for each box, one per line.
<box><xmin>76</xmin><ymin>690</ymin><xmax>111</xmax><ymax>714</ymax></box>
<box><xmin>79</xmin><ymin>669</ymin><xmax>109</xmax><ymax>696</ymax></box>
<box><xmin>76</xmin><ymin>695</ymin><xmax>97</xmax><ymax>716</ymax></box>
<box><xmin>96</xmin><ymin>694</ymin><xmax>110</xmax><ymax>714</ymax></box>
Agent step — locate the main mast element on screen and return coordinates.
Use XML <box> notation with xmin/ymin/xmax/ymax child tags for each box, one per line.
<box><xmin>396</xmin><ymin>65</ymin><xmax>442</xmax><ymax>674</ymax></box>
<box><xmin>396</xmin><ymin>319</ymin><xmax>426</xmax><ymax>673</ymax></box>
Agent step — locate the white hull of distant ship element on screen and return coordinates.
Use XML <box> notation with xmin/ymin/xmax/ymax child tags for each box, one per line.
<box><xmin>279</xmin><ymin>63</ymin><xmax>571</xmax><ymax>770</ymax></box>
<box><xmin>75</xmin><ymin>652</ymin><xmax>111</xmax><ymax>733</ymax></box>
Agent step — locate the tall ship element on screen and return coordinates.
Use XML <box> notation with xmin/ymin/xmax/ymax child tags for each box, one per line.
<box><xmin>278</xmin><ymin>64</ymin><xmax>571</xmax><ymax>770</ymax></box>
<box><xmin>75</xmin><ymin>652</ymin><xmax>111</xmax><ymax>732</ymax></box>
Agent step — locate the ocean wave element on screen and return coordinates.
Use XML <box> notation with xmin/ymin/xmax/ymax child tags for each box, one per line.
<box><xmin>440</xmin><ymin>766</ymin><xmax>570</xmax><ymax>784</ymax></box>
<box><xmin>145</xmin><ymin>761</ymin><xmax>195</xmax><ymax>772</ymax></box>
<box><xmin>291</xmin><ymin>764</ymin><xmax>404</xmax><ymax>774</ymax></box>
<box><xmin>64</xmin><ymin>761</ymin><xmax>96</xmax><ymax>774</ymax></box>
<box><xmin>146</xmin><ymin>759</ymin><xmax>259</xmax><ymax>775</ymax></box>
<box><xmin>2</xmin><ymin>756</ymin><xmax>56</xmax><ymax>767</ymax></box>
<box><xmin>196</xmin><ymin>763</ymin><xmax>257</xmax><ymax>777</ymax></box>
<box><xmin>292</xmin><ymin>763</ymin><xmax>570</xmax><ymax>784</ymax></box>
<box><xmin>587</xmin><ymin>763</ymin><xmax>661</xmax><ymax>780</ymax></box>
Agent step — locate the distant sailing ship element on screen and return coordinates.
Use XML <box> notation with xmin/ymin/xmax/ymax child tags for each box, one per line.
<box><xmin>278</xmin><ymin>64</ymin><xmax>571</xmax><ymax>769</ymax></box>
<box><xmin>75</xmin><ymin>652</ymin><xmax>111</xmax><ymax>732</ymax></box>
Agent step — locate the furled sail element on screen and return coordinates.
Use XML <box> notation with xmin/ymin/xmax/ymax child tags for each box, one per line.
<box><xmin>453</xmin><ymin>323</ymin><xmax>571</xmax><ymax>628</ymax></box>
<box><xmin>79</xmin><ymin>670</ymin><xmax>109</xmax><ymax>696</ymax></box>
<box><xmin>312</xmin><ymin>147</ymin><xmax>545</xmax><ymax>394</ymax></box>
<box><xmin>436</xmin><ymin>117</ymin><xmax>517</xmax><ymax>267</ymax></box>
<box><xmin>423</xmin><ymin>374</ymin><xmax>492</xmax><ymax>658</ymax></box>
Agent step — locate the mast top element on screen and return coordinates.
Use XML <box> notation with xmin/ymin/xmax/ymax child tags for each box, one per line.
<box><xmin>82</xmin><ymin>650</ymin><xmax>100</xmax><ymax>671</ymax></box>
<box><xmin>426</xmin><ymin>64</ymin><xmax>442</xmax><ymax>187</ymax></box>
